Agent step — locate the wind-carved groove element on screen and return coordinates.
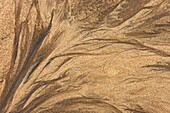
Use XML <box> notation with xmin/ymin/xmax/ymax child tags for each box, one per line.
<box><xmin>0</xmin><ymin>0</ymin><xmax>55</xmax><ymax>112</ymax></box>
<box><xmin>37</xmin><ymin>97</ymin><xmax>122</xmax><ymax>113</ymax></box>
<box><xmin>10</xmin><ymin>69</ymin><xmax>71</xmax><ymax>113</ymax></box>
<box><xmin>71</xmin><ymin>0</ymin><xmax>123</xmax><ymax>29</ymax></box>
<box><xmin>106</xmin><ymin>0</ymin><xmax>150</xmax><ymax>27</ymax></box>
<box><xmin>0</xmin><ymin>0</ymin><xmax>170</xmax><ymax>113</ymax></box>
<box><xmin>125</xmin><ymin>105</ymin><xmax>148</xmax><ymax>113</ymax></box>
<box><xmin>143</xmin><ymin>62</ymin><xmax>170</xmax><ymax>72</ymax></box>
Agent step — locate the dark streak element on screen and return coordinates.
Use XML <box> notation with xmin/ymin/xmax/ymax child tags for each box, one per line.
<box><xmin>38</xmin><ymin>97</ymin><xmax>122</xmax><ymax>113</ymax></box>
<box><xmin>23</xmin><ymin>57</ymin><xmax>43</xmax><ymax>84</ymax></box>
<box><xmin>0</xmin><ymin>7</ymin><xmax>54</xmax><ymax>113</ymax></box>
<box><xmin>143</xmin><ymin>62</ymin><xmax>170</xmax><ymax>72</ymax></box>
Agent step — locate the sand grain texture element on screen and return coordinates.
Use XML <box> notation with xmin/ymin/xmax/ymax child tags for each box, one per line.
<box><xmin>0</xmin><ymin>0</ymin><xmax>170</xmax><ymax>113</ymax></box>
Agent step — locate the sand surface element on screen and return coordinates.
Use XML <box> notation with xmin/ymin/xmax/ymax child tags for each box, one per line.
<box><xmin>0</xmin><ymin>0</ymin><xmax>170</xmax><ymax>113</ymax></box>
